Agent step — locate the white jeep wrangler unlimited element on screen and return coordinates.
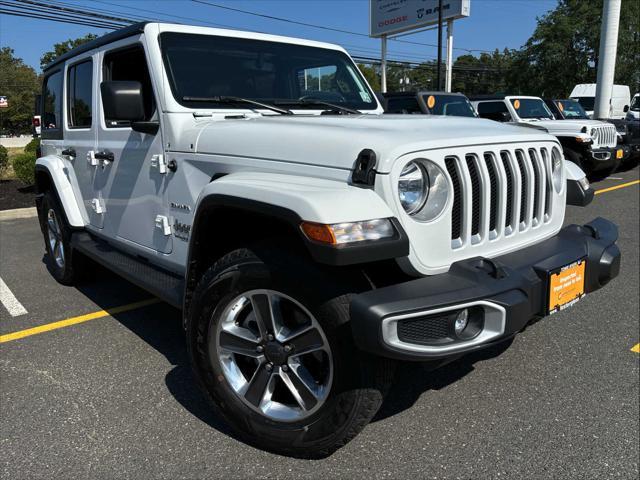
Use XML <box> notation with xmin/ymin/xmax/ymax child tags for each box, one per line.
<box><xmin>35</xmin><ymin>23</ymin><xmax>620</xmax><ymax>458</ymax></box>
<box><xmin>471</xmin><ymin>95</ymin><xmax>620</xmax><ymax>175</ymax></box>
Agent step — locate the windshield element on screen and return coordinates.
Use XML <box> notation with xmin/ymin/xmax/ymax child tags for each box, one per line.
<box><xmin>631</xmin><ymin>95</ymin><xmax>640</xmax><ymax>111</ymax></box>
<box><xmin>510</xmin><ymin>98</ymin><xmax>554</xmax><ymax>119</ymax></box>
<box><xmin>423</xmin><ymin>94</ymin><xmax>476</xmax><ymax>117</ymax></box>
<box><xmin>160</xmin><ymin>32</ymin><xmax>377</xmax><ymax>111</ymax></box>
<box><xmin>556</xmin><ymin>99</ymin><xmax>589</xmax><ymax>119</ymax></box>
<box><xmin>573</xmin><ymin>96</ymin><xmax>595</xmax><ymax>111</ymax></box>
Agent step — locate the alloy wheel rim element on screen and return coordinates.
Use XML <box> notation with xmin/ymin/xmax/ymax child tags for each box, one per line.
<box><xmin>215</xmin><ymin>289</ymin><xmax>333</xmax><ymax>422</ymax></box>
<box><xmin>46</xmin><ymin>208</ymin><xmax>65</xmax><ymax>268</ymax></box>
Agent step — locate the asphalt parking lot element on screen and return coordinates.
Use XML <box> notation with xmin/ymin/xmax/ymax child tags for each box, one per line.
<box><xmin>1</xmin><ymin>166</ymin><xmax>638</xmax><ymax>479</ymax></box>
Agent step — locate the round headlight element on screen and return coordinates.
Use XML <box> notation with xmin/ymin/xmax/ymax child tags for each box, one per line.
<box><xmin>551</xmin><ymin>147</ymin><xmax>564</xmax><ymax>193</ymax></box>
<box><xmin>398</xmin><ymin>161</ymin><xmax>428</xmax><ymax>215</ymax></box>
<box><xmin>398</xmin><ymin>159</ymin><xmax>449</xmax><ymax>222</ymax></box>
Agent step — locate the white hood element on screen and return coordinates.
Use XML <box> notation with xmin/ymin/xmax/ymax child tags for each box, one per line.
<box><xmin>519</xmin><ymin>118</ymin><xmax>606</xmax><ymax>135</ymax></box>
<box><xmin>191</xmin><ymin>114</ymin><xmax>554</xmax><ymax>173</ymax></box>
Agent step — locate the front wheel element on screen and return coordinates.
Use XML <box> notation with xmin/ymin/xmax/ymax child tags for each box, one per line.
<box><xmin>187</xmin><ymin>246</ymin><xmax>393</xmax><ymax>458</ymax></box>
<box><xmin>39</xmin><ymin>191</ymin><xmax>81</xmax><ymax>285</ymax></box>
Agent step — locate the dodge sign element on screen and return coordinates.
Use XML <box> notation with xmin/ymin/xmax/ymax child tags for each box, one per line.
<box><xmin>370</xmin><ymin>0</ymin><xmax>470</xmax><ymax>37</ymax></box>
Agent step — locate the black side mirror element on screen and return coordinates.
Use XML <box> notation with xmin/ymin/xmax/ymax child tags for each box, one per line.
<box><xmin>623</xmin><ymin>105</ymin><xmax>629</xmax><ymax>112</ymax></box>
<box><xmin>101</xmin><ymin>81</ymin><xmax>145</xmax><ymax>121</ymax></box>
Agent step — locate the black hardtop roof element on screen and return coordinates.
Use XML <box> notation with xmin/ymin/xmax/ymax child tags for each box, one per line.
<box><xmin>43</xmin><ymin>22</ymin><xmax>149</xmax><ymax>72</ymax></box>
<box><xmin>467</xmin><ymin>94</ymin><xmax>507</xmax><ymax>101</ymax></box>
<box><xmin>383</xmin><ymin>91</ymin><xmax>468</xmax><ymax>98</ymax></box>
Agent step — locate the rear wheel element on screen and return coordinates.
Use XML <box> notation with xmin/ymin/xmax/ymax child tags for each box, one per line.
<box><xmin>187</xmin><ymin>245</ymin><xmax>393</xmax><ymax>458</ymax></box>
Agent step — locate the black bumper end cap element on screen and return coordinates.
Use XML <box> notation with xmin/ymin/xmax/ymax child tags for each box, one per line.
<box><xmin>567</xmin><ymin>179</ymin><xmax>594</xmax><ymax>206</ymax></box>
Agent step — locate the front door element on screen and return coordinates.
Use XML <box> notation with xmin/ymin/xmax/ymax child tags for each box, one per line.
<box><xmin>62</xmin><ymin>55</ymin><xmax>103</xmax><ymax>228</ymax></box>
<box><xmin>95</xmin><ymin>39</ymin><xmax>172</xmax><ymax>254</ymax></box>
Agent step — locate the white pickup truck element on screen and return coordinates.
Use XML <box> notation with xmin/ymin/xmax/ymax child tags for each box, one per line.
<box><xmin>34</xmin><ymin>23</ymin><xmax>620</xmax><ymax>458</ymax></box>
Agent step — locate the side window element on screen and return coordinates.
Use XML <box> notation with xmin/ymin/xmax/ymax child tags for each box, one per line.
<box><xmin>42</xmin><ymin>70</ymin><xmax>63</xmax><ymax>138</ymax></box>
<box><xmin>385</xmin><ymin>97</ymin><xmax>421</xmax><ymax>114</ymax></box>
<box><xmin>102</xmin><ymin>46</ymin><xmax>155</xmax><ymax>127</ymax></box>
<box><xmin>67</xmin><ymin>60</ymin><xmax>93</xmax><ymax>128</ymax></box>
<box><xmin>476</xmin><ymin>101</ymin><xmax>511</xmax><ymax>121</ymax></box>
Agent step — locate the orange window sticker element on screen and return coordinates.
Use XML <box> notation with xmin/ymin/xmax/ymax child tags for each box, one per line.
<box><xmin>427</xmin><ymin>95</ymin><xmax>436</xmax><ymax>109</ymax></box>
<box><xmin>513</xmin><ymin>99</ymin><xmax>521</xmax><ymax>109</ymax></box>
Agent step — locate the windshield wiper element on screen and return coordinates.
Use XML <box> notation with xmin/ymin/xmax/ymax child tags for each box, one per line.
<box><xmin>182</xmin><ymin>96</ymin><xmax>293</xmax><ymax>115</ymax></box>
<box><xmin>276</xmin><ymin>99</ymin><xmax>361</xmax><ymax>115</ymax></box>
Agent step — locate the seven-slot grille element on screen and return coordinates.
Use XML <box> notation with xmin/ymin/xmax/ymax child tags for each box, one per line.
<box><xmin>590</xmin><ymin>124</ymin><xmax>617</xmax><ymax>148</ymax></box>
<box><xmin>445</xmin><ymin>146</ymin><xmax>556</xmax><ymax>248</ymax></box>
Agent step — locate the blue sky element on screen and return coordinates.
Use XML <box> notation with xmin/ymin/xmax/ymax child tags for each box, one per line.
<box><xmin>0</xmin><ymin>0</ymin><xmax>558</xmax><ymax>72</ymax></box>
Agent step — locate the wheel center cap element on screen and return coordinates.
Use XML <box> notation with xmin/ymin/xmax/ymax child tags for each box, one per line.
<box><xmin>264</xmin><ymin>341</ymin><xmax>287</xmax><ymax>365</ymax></box>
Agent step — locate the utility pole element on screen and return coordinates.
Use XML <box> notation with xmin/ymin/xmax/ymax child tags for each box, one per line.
<box><xmin>594</xmin><ymin>0</ymin><xmax>621</xmax><ymax>119</ymax></box>
<box><xmin>445</xmin><ymin>19</ymin><xmax>454</xmax><ymax>92</ymax></box>
<box><xmin>436</xmin><ymin>0</ymin><xmax>443</xmax><ymax>91</ymax></box>
<box><xmin>381</xmin><ymin>35</ymin><xmax>387</xmax><ymax>93</ymax></box>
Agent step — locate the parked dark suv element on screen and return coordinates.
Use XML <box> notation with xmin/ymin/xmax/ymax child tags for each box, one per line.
<box><xmin>383</xmin><ymin>91</ymin><xmax>477</xmax><ymax>117</ymax></box>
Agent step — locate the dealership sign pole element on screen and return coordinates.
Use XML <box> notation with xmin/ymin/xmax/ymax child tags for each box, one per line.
<box><xmin>370</xmin><ymin>0</ymin><xmax>470</xmax><ymax>93</ymax></box>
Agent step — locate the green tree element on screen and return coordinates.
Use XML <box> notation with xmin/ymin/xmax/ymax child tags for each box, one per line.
<box><xmin>0</xmin><ymin>47</ymin><xmax>40</xmax><ymax>135</ymax></box>
<box><xmin>508</xmin><ymin>0</ymin><xmax>640</xmax><ymax>96</ymax></box>
<box><xmin>40</xmin><ymin>33</ymin><xmax>97</xmax><ymax>70</ymax></box>
<box><xmin>357</xmin><ymin>63</ymin><xmax>381</xmax><ymax>92</ymax></box>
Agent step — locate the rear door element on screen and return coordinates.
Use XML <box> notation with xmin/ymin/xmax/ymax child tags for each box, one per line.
<box><xmin>96</xmin><ymin>38</ymin><xmax>172</xmax><ymax>254</ymax></box>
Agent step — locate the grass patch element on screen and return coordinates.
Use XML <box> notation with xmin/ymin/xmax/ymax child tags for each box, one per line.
<box><xmin>0</xmin><ymin>147</ymin><xmax>25</xmax><ymax>180</ymax></box>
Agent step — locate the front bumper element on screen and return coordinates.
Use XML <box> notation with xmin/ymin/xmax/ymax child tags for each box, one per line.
<box><xmin>586</xmin><ymin>146</ymin><xmax>621</xmax><ymax>171</ymax></box>
<box><xmin>350</xmin><ymin>218</ymin><xmax>620</xmax><ymax>361</ymax></box>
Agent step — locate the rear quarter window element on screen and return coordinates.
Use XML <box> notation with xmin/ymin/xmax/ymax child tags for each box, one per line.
<box><xmin>42</xmin><ymin>70</ymin><xmax>63</xmax><ymax>139</ymax></box>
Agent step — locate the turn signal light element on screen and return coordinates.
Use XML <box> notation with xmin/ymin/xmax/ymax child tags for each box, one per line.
<box><xmin>300</xmin><ymin>219</ymin><xmax>394</xmax><ymax>245</ymax></box>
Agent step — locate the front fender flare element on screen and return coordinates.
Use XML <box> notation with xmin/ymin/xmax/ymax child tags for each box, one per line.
<box><xmin>190</xmin><ymin>172</ymin><xmax>409</xmax><ymax>266</ymax></box>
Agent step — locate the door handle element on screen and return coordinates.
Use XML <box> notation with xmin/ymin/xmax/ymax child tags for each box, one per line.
<box><xmin>61</xmin><ymin>147</ymin><xmax>76</xmax><ymax>158</ymax></box>
<box><xmin>94</xmin><ymin>151</ymin><xmax>115</xmax><ymax>164</ymax></box>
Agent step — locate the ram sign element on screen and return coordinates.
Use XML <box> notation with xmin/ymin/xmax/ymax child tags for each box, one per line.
<box><xmin>370</xmin><ymin>0</ymin><xmax>470</xmax><ymax>37</ymax></box>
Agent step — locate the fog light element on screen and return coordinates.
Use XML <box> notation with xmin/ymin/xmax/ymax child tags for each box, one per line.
<box><xmin>454</xmin><ymin>309</ymin><xmax>469</xmax><ymax>336</ymax></box>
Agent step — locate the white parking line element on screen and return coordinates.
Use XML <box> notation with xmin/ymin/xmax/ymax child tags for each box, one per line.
<box><xmin>0</xmin><ymin>277</ymin><xmax>28</xmax><ymax>317</ymax></box>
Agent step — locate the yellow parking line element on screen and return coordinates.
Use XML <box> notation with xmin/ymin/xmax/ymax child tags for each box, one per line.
<box><xmin>595</xmin><ymin>179</ymin><xmax>640</xmax><ymax>195</ymax></box>
<box><xmin>0</xmin><ymin>298</ymin><xmax>161</xmax><ymax>344</ymax></box>
<box><xmin>632</xmin><ymin>343</ymin><xmax>640</xmax><ymax>353</ymax></box>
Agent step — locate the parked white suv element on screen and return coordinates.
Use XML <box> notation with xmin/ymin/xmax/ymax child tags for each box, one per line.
<box><xmin>34</xmin><ymin>23</ymin><xmax>621</xmax><ymax>458</ymax></box>
<box><xmin>471</xmin><ymin>95</ymin><xmax>620</xmax><ymax>175</ymax></box>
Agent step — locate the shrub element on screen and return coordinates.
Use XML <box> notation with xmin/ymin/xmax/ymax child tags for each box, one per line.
<box><xmin>24</xmin><ymin>137</ymin><xmax>40</xmax><ymax>154</ymax></box>
<box><xmin>0</xmin><ymin>145</ymin><xmax>8</xmax><ymax>176</ymax></box>
<box><xmin>12</xmin><ymin>152</ymin><xmax>36</xmax><ymax>185</ymax></box>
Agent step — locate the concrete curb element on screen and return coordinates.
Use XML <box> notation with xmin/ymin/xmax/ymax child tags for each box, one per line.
<box><xmin>0</xmin><ymin>207</ymin><xmax>38</xmax><ymax>221</ymax></box>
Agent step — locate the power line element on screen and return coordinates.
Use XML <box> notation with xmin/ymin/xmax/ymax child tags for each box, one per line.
<box><xmin>1</xmin><ymin>0</ymin><xmax>131</xmax><ymax>28</ymax></box>
<box><xmin>0</xmin><ymin>6</ymin><xmax>121</xmax><ymax>29</ymax></box>
<box><xmin>191</xmin><ymin>0</ymin><xmax>494</xmax><ymax>54</ymax></box>
<box><xmin>6</xmin><ymin>0</ymin><xmax>130</xmax><ymax>26</ymax></box>
<box><xmin>0</xmin><ymin>1</ymin><xmax>513</xmax><ymax>73</ymax></box>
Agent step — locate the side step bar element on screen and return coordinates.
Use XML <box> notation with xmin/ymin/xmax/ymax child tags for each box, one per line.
<box><xmin>71</xmin><ymin>232</ymin><xmax>184</xmax><ymax>309</ymax></box>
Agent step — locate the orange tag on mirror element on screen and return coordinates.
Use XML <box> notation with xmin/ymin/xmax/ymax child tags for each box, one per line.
<box><xmin>427</xmin><ymin>95</ymin><xmax>436</xmax><ymax>108</ymax></box>
<box><xmin>513</xmin><ymin>99</ymin><xmax>521</xmax><ymax>109</ymax></box>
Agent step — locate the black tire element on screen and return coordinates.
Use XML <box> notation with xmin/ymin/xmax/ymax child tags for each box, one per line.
<box><xmin>39</xmin><ymin>190</ymin><xmax>81</xmax><ymax>285</ymax></box>
<box><xmin>187</xmin><ymin>244</ymin><xmax>394</xmax><ymax>458</ymax></box>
